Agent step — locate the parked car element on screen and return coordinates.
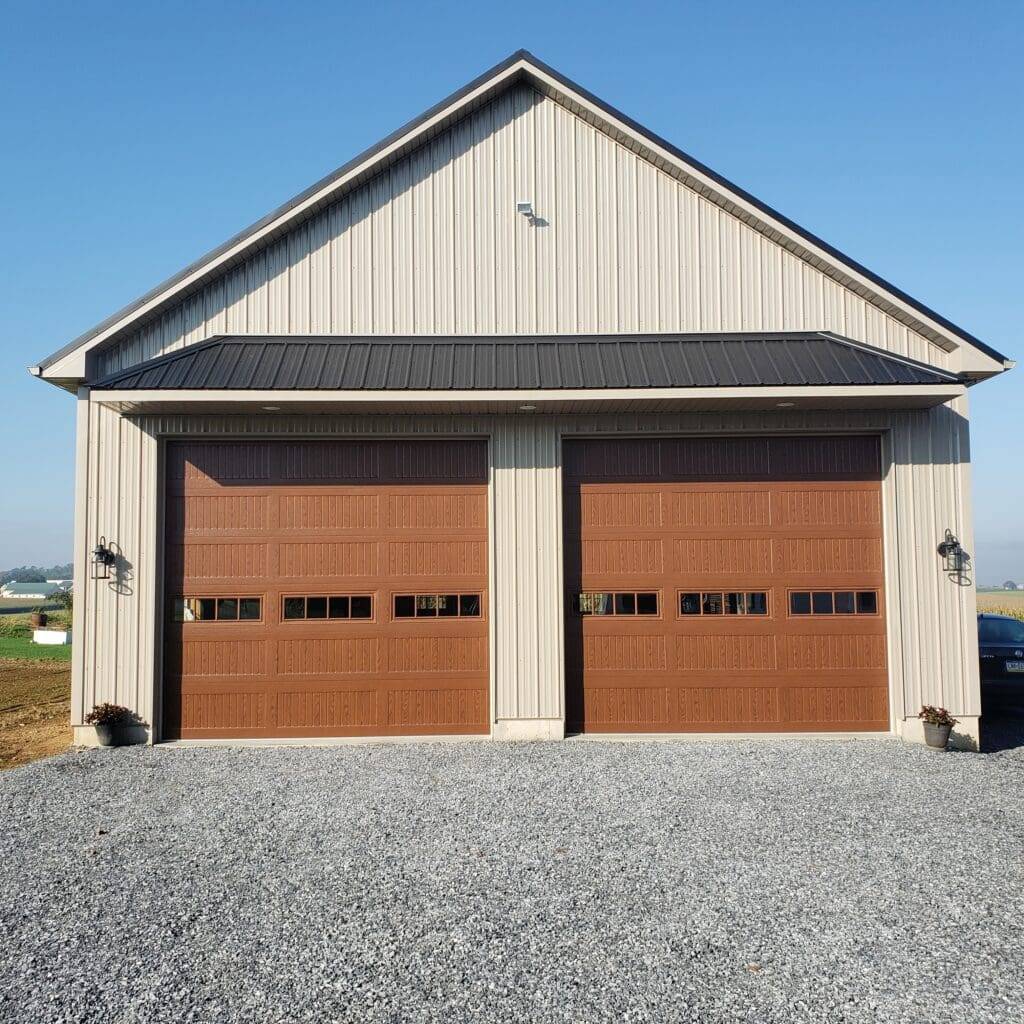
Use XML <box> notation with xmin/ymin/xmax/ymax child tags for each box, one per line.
<box><xmin>978</xmin><ymin>613</ymin><xmax>1024</xmax><ymax>704</ymax></box>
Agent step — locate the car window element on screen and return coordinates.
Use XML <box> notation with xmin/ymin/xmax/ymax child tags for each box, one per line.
<box><xmin>978</xmin><ymin>618</ymin><xmax>1024</xmax><ymax>644</ymax></box>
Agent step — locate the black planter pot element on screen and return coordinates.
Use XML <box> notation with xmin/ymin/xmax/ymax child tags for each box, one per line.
<box><xmin>923</xmin><ymin>722</ymin><xmax>952</xmax><ymax>749</ymax></box>
<box><xmin>94</xmin><ymin>724</ymin><xmax>117</xmax><ymax>747</ymax></box>
<box><xmin>93</xmin><ymin>724</ymin><xmax>137</xmax><ymax>747</ymax></box>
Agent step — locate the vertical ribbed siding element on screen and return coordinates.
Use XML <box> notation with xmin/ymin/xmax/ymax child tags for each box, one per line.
<box><xmin>72</xmin><ymin>402</ymin><xmax>160</xmax><ymax>727</ymax></box>
<box><xmin>72</xmin><ymin>404</ymin><xmax>979</xmax><ymax>739</ymax></box>
<box><xmin>953</xmin><ymin>395</ymin><xmax>982</xmax><ymax>716</ymax></box>
<box><xmin>885</xmin><ymin>397</ymin><xmax>980</xmax><ymax>718</ymax></box>
<box><xmin>491</xmin><ymin>417</ymin><xmax>563</xmax><ymax>721</ymax></box>
<box><xmin>96</xmin><ymin>83</ymin><xmax>951</xmax><ymax>378</ymax></box>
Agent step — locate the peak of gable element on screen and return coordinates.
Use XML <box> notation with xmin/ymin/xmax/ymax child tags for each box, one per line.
<box><xmin>34</xmin><ymin>50</ymin><xmax>1008</xmax><ymax>387</ymax></box>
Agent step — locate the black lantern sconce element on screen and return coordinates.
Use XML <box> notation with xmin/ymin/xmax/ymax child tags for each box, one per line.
<box><xmin>92</xmin><ymin>537</ymin><xmax>116</xmax><ymax>580</ymax></box>
<box><xmin>937</xmin><ymin>529</ymin><xmax>965</xmax><ymax>575</ymax></box>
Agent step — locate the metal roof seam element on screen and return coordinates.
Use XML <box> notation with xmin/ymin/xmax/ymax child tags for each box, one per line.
<box><xmin>310</xmin><ymin>343</ymin><xmax>330</xmax><ymax>390</ymax></box>
<box><xmin>652</xmin><ymin>339</ymin><xmax>673</xmax><ymax>387</ymax></box>
<box><xmin>335</xmin><ymin>341</ymin><xmax>353</xmax><ymax>388</ymax></box>
<box><xmin>816</xmin><ymin>330</ymin><xmax>963</xmax><ymax>383</ymax></box>
<box><xmin>695</xmin><ymin>339</ymin><xmax>718</xmax><ymax>386</ymax></box>
<box><xmin>800</xmin><ymin>338</ymin><xmax>832</xmax><ymax>385</ymax></box>
<box><xmin>819</xmin><ymin>339</ymin><xmax>855</xmax><ymax>387</ymax></box>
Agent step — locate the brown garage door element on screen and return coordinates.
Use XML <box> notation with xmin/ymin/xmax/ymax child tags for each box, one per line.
<box><xmin>163</xmin><ymin>439</ymin><xmax>489</xmax><ymax>739</ymax></box>
<box><xmin>563</xmin><ymin>436</ymin><xmax>888</xmax><ymax>733</ymax></box>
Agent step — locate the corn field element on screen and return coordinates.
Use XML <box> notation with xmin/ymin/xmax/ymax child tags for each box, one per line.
<box><xmin>976</xmin><ymin>591</ymin><xmax>1024</xmax><ymax>622</ymax></box>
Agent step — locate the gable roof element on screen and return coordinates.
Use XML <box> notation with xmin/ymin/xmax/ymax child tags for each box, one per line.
<box><xmin>33</xmin><ymin>49</ymin><xmax>1011</xmax><ymax>385</ymax></box>
<box><xmin>92</xmin><ymin>332</ymin><xmax>961</xmax><ymax>393</ymax></box>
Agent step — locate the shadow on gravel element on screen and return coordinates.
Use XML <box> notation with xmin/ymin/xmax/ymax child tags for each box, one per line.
<box><xmin>981</xmin><ymin>692</ymin><xmax>1024</xmax><ymax>754</ymax></box>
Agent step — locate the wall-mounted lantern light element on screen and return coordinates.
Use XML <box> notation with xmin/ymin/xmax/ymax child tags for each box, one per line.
<box><xmin>92</xmin><ymin>538</ymin><xmax>116</xmax><ymax>580</ymax></box>
<box><xmin>937</xmin><ymin>529</ymin><xmax>964</xmax><ymax>574</ymax></box>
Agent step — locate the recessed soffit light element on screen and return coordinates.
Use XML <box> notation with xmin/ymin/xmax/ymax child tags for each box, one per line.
<box><xmin>776</xmin><ymin>401</ymin><xmax>796</xmax><ymax>409</ymax></box>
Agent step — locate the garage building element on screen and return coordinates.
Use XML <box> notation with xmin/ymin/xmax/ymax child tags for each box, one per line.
<box><xmin>32</xmin><ymin>51</ymin><xmax>1011</xmax><ymax>746</ymax></box>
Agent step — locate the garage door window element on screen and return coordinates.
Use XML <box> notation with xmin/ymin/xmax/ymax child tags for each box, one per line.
<box><xmin>173</xmin><ymin>597</ymin><xmax>262</xmax><ymax>622</ymax></box>
<box><xmin>789</xmin><ymin>590</ymin><xmax>878</xmax><ymax>616</ymax></box>
<box><xmin>679</xmin><ymin>592</ymin><xmax>768</xmax><ymax>616</ymax></box>
<box><xmin>394</xmin><ymin>594</ymin><xmax>481</xmax><ymax>618</ymax></box>
<box><xmin>574</xmin><ymin>592</ymin><xmax>659</xmax><ymax>615</ymax></box>
<box><xmin>282</xmin><ymin>595</ymin><xmax>373</xmax><ymax>620</ymax></box>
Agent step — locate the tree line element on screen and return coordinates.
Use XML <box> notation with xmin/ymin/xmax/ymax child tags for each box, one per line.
<box><xmin>0</xmin><ymin>564</ymin><xmax>73</xmax><ymax>586</ymax></box>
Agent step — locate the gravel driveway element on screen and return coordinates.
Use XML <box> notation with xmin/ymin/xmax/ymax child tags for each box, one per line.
<box><xmin>2</xmin><ymin>737</ymin><xmax>1022</xmax><ymax>1023</ymax></box>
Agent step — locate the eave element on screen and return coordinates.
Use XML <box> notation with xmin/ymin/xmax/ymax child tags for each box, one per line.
<box><xmin>92</xmin><ymin>383</ymin><xmax>965</xmax><ymax>416</ymax></box>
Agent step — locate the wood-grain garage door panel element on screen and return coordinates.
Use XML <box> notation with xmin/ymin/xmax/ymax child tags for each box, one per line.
<box><xmin>564</xmin><ymin>435</ymin><xmax>888</xmax><ymax>733</ymax></box>
<box><xmin>163</xmin><ymin>439</ymin><xmax>489</xmax><ymax>739</ymax></box>
<box><xmin>279</xmin><ymin>493</ymin><xmax>379</xmax><ymax>531</ymax></box>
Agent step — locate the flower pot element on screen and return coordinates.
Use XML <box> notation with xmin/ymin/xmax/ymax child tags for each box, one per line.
<box><xmin>923</xmin><ymin>722</ymin><xmax>952</xmax><ymax>749</ymax></box>
<box><xmin>30</xmin><ymin>611</ymin><xmax>48</xmax><ymax>628</ymax></box>
<box><xmin>94</xmin><ymin>724</ymin><xmax>117</xmax><ymax>747</ymax></box>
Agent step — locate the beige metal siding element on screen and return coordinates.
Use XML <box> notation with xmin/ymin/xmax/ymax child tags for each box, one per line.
<box><xmin>95</xmin><ymin>83</ymin><xmax>950</xmax><ymax>378</ymax></box>
<box><xmin>492</xmin><ymin>416</ymin><xmax>563</xmax><ymax>721</ymax></box>
<box><xmin>72</xmin><ymin>400</ymin><xmax>160</xmax><ymax>727</ymax></box>
<box><xmin>70</xmin><ymin>402</ymin><xmax>979</xmax><ymax>742</ymax></box>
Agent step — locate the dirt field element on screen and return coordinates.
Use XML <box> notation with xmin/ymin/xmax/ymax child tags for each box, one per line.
<box><xmin>0</xmin><ymin>659</ymin><xmax>71</xmax><ymax>770</ymax></box>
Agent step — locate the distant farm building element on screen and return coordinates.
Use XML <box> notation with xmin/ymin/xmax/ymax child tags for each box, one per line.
<box><xmin>0</xmin><ymin>582</ymin><xmax>62</xmax><ymax>599</ymax></box>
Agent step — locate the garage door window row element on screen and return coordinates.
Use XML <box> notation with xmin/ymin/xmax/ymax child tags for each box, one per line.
<box><xmin>173</xmin><ymin>597</ymin><xmax>262</xmax><ymax>622</ymax></box>
<box><xmin>573</xmin><ymin>592</ymin><xmax>659</xmax><ymax>616</ymax></box>
<box><xmin>394</xmin><ymin>594</ymin><xmax>481</xmax><ymax>618</ymax></box>
<box><xmin>789</xmin><ymin>590</ymin><xmax>878</xmax><ymax>616</ymax></box>
<box><xmin>283</xmin><ymin>595</ymin><xmax>373</xmax><ymax>620</ymax></box>
<box><xmin>680</xmin><ymin>592</ymin><xmax>768</xmax><ymax>616</ymax></box>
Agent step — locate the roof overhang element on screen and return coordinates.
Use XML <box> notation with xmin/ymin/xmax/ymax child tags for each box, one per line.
<box><xmin>93</xmin><ymin>383</ymin><xmax>965</xmax><ymax>416</ymax></box>
<box><xmin>34</xmin><ymin>50</ymin><xmax>1011</xmax><ymax>387</ymax></box>
<box><xmin>87</xmin><ymin>332</ymin><xmax>966</xmax><ymax>392</ymax></box>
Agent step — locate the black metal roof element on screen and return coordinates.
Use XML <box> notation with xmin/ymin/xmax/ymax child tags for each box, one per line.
<box><xmin>91</xmin><ymin>332</ymin><xmax>961</xmax><ymax>392</ymax></box>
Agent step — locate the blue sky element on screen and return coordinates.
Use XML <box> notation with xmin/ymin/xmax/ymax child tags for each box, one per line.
<box><xmin>0</xmin><ymin>0</ymin><xmax>1020</xmax><ymax>579</ymax></box>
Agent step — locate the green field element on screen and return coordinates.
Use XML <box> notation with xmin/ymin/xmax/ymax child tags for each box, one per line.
<box><xmin>0</xmin><ymin>609</ymin><xmax>73</xmax><ymax>662</ymax></box>
<box><xmin>0</xmin><ymin>635</ymin><xmax>72</xmax><ymax>662</ymax></box>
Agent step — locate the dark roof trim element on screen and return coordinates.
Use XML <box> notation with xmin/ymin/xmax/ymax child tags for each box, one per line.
<box><xmin>38</xmin><ymin>50</ymin><xmax>1008</xmax><ymax>373</ymax></box>
<box><xmin>91</xmin><ymin>332</ymin><xmax>963</xmax><ymax>392</ymax></box>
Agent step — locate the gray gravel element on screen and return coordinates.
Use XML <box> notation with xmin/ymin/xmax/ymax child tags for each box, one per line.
<box><xmin>2</xmin><ymin>737</ymin><xmax>1023</xmax><ymax>1024</ymax></box>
